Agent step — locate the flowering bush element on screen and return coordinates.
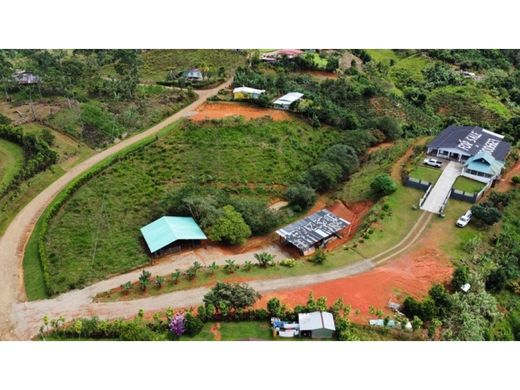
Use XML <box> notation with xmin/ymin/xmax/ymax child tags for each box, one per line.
<box><xmin>279</xmin><ymin>258</ymin><xmax>296</xmax><ymax>268</ymax></box>
<box><xmin>169</xmin><ymin>313</ymin><xmax>185</xmax><ymax>337</ymax></box>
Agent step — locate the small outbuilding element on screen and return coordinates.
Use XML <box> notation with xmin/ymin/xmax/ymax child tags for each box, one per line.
<box><xmin>12</xmin><ymin>70</ymin><xmax>41</xmax><ymax>85</ymax></box>
<box><xmin>298</xmin><ymin>311</ymin><xmax>336</xmax><ymax>339</ymax></box>
<box><xmin>273</xmin><ymin>92</ymin><xmax>304</xmax><ymax>110</ymax></box>
<box><xmin>233</xmin><ymin>86</ymin><xmax>266</xmax><ymax>100</ymax></box>
<box><xmin>276</xmin><ymin>209</ymin><xmax>350</xmax><ymax>255</ymax></box>
<box><xmin>140</xmin><ymin>216</ymin><xmax>207</xmax><ymax>254</ymax></box>
<box><xmin>182</xmin><ymin>68</ymin><xmax>204</xmax><ymax>81</ymax></box>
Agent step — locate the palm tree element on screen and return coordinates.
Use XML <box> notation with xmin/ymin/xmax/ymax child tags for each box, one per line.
<box><xmin>254</xmin><ymin>252</ymin><xmax>275</xmax><ymax>268</ymax></box>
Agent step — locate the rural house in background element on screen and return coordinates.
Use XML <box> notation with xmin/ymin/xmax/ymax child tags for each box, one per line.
<box><xmin>426</xmin><ymin>125</ymin><xmax>511</xmax><ymax>183</ymax></box>
<box><xmin>261</xmin><ymin>49</ymin><xmax>304</xmax><ymax>63</ymax></box>
<box><xmin>276</xmin><ymin>209</ymin><xmax>350</xmax><ymax>255</ymax></box>
<box><xmin>140</xmin><ymin>216</ymin><xmax>207</xmax><ymax>255</ymax></box>
<box><xmin>233</xmin><ymin>86</ymin><xmax>266</xmax><ymax>100</ymax></box>
<box><xmin>298</xmin><ymin>311</ymin><xmax>336</xmax><ymax>339</ymax></box>
<box><xmin>182</xmin><ymin>68</ymin><xmax>203</xmax><ymax>81</ymax></box>
<box><xmin>12</xmin><ymin>70</ymin><xmax>41</xmax><ymax>85</ymax></box>
<box><xmin>273</xmin><ymin>92</ymin><xmax>304</xmax><ymax>110</ymax></box>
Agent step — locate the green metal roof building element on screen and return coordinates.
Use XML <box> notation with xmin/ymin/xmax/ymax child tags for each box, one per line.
<box><xmin>140</xmin><ymin>216</ymin><xmax>207</xmax><ymax>253</ymax></box>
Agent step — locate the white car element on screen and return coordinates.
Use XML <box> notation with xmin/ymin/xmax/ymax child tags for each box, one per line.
<box><xmin>423</xmin><ymin>158</ymin><xmax>443</xmax><ymax>168</ymax></box>
<box><xmin>456</xmin><ymin>210</ymin><xmax>472</xmax><ymax>228</ymax></box>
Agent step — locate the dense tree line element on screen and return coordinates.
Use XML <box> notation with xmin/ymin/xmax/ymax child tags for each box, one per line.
<box><xmin>0</xmin><ymin>122</ymin><xmax>58</xmax><ymax>197</ymax></box>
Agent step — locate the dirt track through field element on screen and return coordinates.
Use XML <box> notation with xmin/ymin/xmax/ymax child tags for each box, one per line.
<box><xmin>0</xmin><ymin>80</ymin><xmax>232</xmax><ymax>340</ymax></box>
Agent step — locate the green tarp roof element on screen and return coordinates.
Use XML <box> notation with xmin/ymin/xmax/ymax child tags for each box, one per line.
<box><xmin>140</xmin><ymin>216</ymin><xmax>207</xmax><ymax>253</ymax></box>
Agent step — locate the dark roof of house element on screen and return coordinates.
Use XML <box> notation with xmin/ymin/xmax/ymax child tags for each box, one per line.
<box><xmin>276</xmin><ymin>209</ymin><xmax>350</xmax><ymax>253</ymax></box>
<box><xmin>427</xmin><ymin>125</ymin><xmax>511</xmax><ymax>161</ymax></box>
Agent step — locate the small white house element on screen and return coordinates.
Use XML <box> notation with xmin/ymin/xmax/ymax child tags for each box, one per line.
<box><xmin>298</xmin><ymin>311</ymin><xmax>335</xmax><ymax>339</ymax></box>
<box><xmin>273</xmin><ymin>92</ymin><xmax>304</xmax><ymax>110</ymax></box>
<box><xmin>233</xmin><ymin>86</ymin><xmax>266</xmax><ymax>100</ymax></box>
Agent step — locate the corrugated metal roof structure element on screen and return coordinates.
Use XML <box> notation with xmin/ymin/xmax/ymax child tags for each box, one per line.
<box><xmin>464</xmin><ymin>151</ymin><xmax>504</xmax><ymax>176</ymax></box>
<box><xmin>427</xmin><ymin>125</ymin><xmax>510</xmax><ymax>161</ymax></box>
<box><xmin>233</xmin><ymin>86</ymin><xmax>265</xmax><ymax>95</ymax></box>
<box><xmin>140</xmin><ymin>216</ymin><xmax>207</xmax><ymax>253</ymax></box>
<box><xmin>273</xmin><ymin>92</ymin><xmax>304</xmax><ymax>106</ymax></box>
<box><xmin>298</xmin><ymin>311</ymin><xmax>336</xmax><ymax>331</ymax></box>
<box><xmin>276</xmin><ymin>209</ymin><xmax>349</xmax><ymax>253</ymax></box>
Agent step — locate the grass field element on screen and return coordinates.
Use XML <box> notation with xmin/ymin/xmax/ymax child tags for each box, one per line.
<box><xmin>366</xmin><ymin>49</ymin><xmax>399</xmax><ymax>65</ymax></box>
<box><xmin>338</xmin><ymin>140</ymin><xmax>411</xmax><ymax>203</ymax></box>
<box><xmin>453</xmin><ymin>176</ymin><xmax>486</xmax><ymax>194</ymax></box>
<box><xmin>409</xmin><ymin>165</ymin><xmax>442</xmax><ymax>184</ymax></box>
<box><xmin>389</xmin><ymin>53</ymin><xmax>434</xmax><ymax>84</ymax></box>
<box><xmin>0</xmin><ymin>138</ymin><xmax>24</xmax><ymax>191</ymax></box>
<box><xmin>41</xmin><ymin>118</ymin><xmax>344</xmax><ymax>295</ymax></box>
<box><xmin>182</xmin><ymin>321</ymin><xmax>272</xmax><ymax>341</ymax></box>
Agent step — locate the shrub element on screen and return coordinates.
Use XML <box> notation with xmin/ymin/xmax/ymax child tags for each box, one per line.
<box><xmin>451</xmin><ymin>265</ymin><xmax>470</xmax><ymax>290</ymax></box>
<box><xmin>512</xmin><ymin>176</ymin><xmax>520</xmax><ymax>184</ymax></box>
<box><xmin>223</xmin><ymin>259</ymin><xmax>238</xmax><ymax>274</ymax></box>
<box><xmin>305</xmin><ymin>162</ymin><xmax>343</xmax><ymax>191</ymax></box>
<box><xmin>285</xmin><ymin>184</ymin><xmax>317</xmax><ymax>210</ymax></box>
<box><xmin>320</xmin><ymin>144</ymin><xmax>359</xmax><ymax>177</ymax></box>
<box><xmin>371</xmin><ymin>173</ymin><xmax>397</xmax><ymax>197</ymax></box>
<box><xmin>267</xmin><ymin>297</ymin><xmax>285</xmax><ymax>318</ymax></box>
<box><xmin>254</xmin><ymin>252</ymin><xmax>276</xmax><ymax>268</ymax></box>
<box><xmin>471</xmin><ymin>204</ymin><xmax>502</xmax><ymax>225</ymax></box>
<box><xmin>242</xmin><ymin>260</ymin><xmax>253</xmax><ymax>272</ymax></box>
<box><xmin>184</xmin><ymin>312</ymin><xmax>204</xmax><ymax>336</ymax></box>
<box><xmin>203</xmin><ymin>282</ymin><xmax>261</xmax><ymax>312</ymax></box>
<box><xmin>279</xmin><ymin>258</ymin><xmax>296</xmax><ymax>268</ymax></box>
<box><xmin>375</xmin><ymin>116</ymin><xmax>403</xmax><ymax>140</ymax></box>
<box><xmin>206</xmin><ymin>205</ymin><xmax>252</xmax><ymax>245</ymax></box>
<box><xmin>229</xmin><ymin>198</ymin><xmax>279</xmax><ymax>235</ymax></box>
<box><xmin>310</xmin><ymin>249</ymin><xmax>327</xmax><ymax>264</ymax></box>
<box><xmin>138</xmin><ymin>270</ymin><xmax>151</xmax><ymax>291</ymax></box>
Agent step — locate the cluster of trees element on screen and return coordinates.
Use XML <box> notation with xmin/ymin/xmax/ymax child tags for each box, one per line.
<box><xmin>0</xmin><ymin>122</ymin><xmax>58</xmax><ymax>197</ymax></box>
<box><xmin>158</xmin><ymin>185</ymin><xmax>280</xmax><ymax>245</ymax></box>
<box><xmin>424</xmin><ymin>49</ymin><xmax>520</xmax><ymax>71</ymax></box>
<box><xmin>233</xmin><ymin>67</ymin><xmax>405</xmax><ymax>133</ymax></box>
<box><xmin>284</xmin><ymin>143</ymin><xmax>360</xmax><ymax>211</ymax></box>
<box><xmin>471</xmin><ymin>191</ymin><xmax>510</xmax><ymax>226</ymax></box>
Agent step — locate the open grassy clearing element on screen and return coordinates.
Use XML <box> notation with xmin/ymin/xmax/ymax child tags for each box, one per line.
<box><xmin>338</xmin><ymin>140</ymin><xmax>411</xmax><ymax>203</ymax></box>
<box><xmin>409</xmin><ymin>165</ymin><xmax>442</xmax><ymax>184</ymax></box>
<box><xmin>453</xmin><ymin>176</ymin><xmax>486</xmax><ymax>194</ymax></box>
<box><xmin>181</xmin><ymin>321</ymin><xmax>272</xmax><ymax>341</ymax></box>
<box><xmin>389</xmin><ymin>54</ymin><xmax>434</xmax><ymax>84</ymax></box>
<box><xmin>365</xmin><ymin>49</ymin><xmax>399</xmax><ymax>65</ymax></box>
<box><xmin>41</xmin><ymin>118</ymin><xmax>344</xmax><ymax>295</ymax></box>
<box><xmin>0</xmin><ymin>138</ymin><xmax>24</xmax><ymax>191</ymax></box>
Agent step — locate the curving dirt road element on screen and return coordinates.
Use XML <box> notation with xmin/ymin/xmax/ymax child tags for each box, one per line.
<box><xmin>10</xmin><ymin>211</ymin><xmax>431</xmax><ymax>340</ymax></box>
<box><xmin>0</xmin><ymin>79</ymin><xmax>233</xmax><ymax>340</ymax></box>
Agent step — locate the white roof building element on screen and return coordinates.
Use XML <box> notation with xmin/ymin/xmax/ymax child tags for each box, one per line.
<box><xmin>233</xmin><ymin>86</ymin><xmax>265</xmax><ymax>95</ymax></box>
<box><xmin>298</xmin><ymin>311</ymin><xmax>335</xmax><ymax>331</ymax></box>
<box><xmin>273</xmin><ymin>92</ymin><xmax>304</xmax><ymax>109</ymax></box>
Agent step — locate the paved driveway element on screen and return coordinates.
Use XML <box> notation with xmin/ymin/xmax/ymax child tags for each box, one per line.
<box><xmin>421</xmin><ymin>161</ymin><xmax>463</xmax><ymax>213</ymax></box>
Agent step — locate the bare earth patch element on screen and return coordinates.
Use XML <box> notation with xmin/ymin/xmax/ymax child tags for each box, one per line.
<box><xmin>189</xmin><ymin>102</ymin><xmax>294</xmax><ymax>122</ymax></box>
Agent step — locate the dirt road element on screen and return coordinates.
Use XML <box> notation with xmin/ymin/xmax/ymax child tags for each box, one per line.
<box><xmin>0</xmin><ymin>79</ymin><xmax>232</xmax><ymax>340</ymax></box>
<box><xmin>10</xmin><ymin>211</ymin><xmax>431</xmax><ymax>340</ymax></box>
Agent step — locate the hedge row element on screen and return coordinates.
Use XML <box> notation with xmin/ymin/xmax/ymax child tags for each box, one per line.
<box><xmin>0</xmin><ymin>124</ymin><xmax>58</xmax><ymax>198</ymax></box>
<box><xmin>37</xmin><ymin>136</ymin><xmax>157</xmax><ymax>296</ymax></box>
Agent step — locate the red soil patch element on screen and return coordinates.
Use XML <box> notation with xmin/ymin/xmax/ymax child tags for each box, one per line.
<box><xmin>294</xmin><ymin>69</ymin><xmax>338</xmax><ymax>80</ymax></box>
<box><xmin>257</xmin><ymin>247</ymin><xmax>452</xmax><ymax>324</ymax></box>
<box><xmin>190</xmin><ymin>102</ymin><xmax>294</xmax><ymax>122</ymax></box>
<box><xmin>494</xmin><ymin>159</ymin><xmax>520</xmax><ymax>193</ymax></box>
<box><xmin>210</xmin><ymin>323</ymin><xmax>222</xmax><ymax>341</ymax></box>
<box><xmin>326</xmin><ymin>201</ymin><xmax>372</xmax><ymax>250</ymax></box>
<box><xmin>366</xmin><ymin>142</ymin><xmax>393</xmax><ymax>154</ymax></box>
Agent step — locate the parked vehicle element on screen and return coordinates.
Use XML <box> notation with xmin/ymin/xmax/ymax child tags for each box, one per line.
<box><xmin>456</xmin><ymin>210</ymin><xmax>472</xmax><ymax>227</ymax></box>
<box><xmin>423</xmin><ymin>158</ymin><xmax>443</xmax><ymax>168</ymax></box>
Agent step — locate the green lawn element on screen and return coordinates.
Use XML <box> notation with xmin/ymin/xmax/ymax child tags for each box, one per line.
<box><xmin>0</xmin><ymin>138</ymin><xmax>24</xmax><ymax>191</ymax></box>
<box><xmin>41</xmin><ymin>118</ymin><xmax>344</xmax><ymax>296</ymax></box>
<box><xmin>453</xmin><ymin>176</ymin><xmax>485</xmax><ymax>194</ymax></box>
<box><xmin>182</xmin><ymin>321</ymin><xmax>272</xmax><ymax>341</ymax></box>
<box><xmin>409</xmin><ymin>165</ymin><xmax>442</xmax><ymax>184</ymax></box>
